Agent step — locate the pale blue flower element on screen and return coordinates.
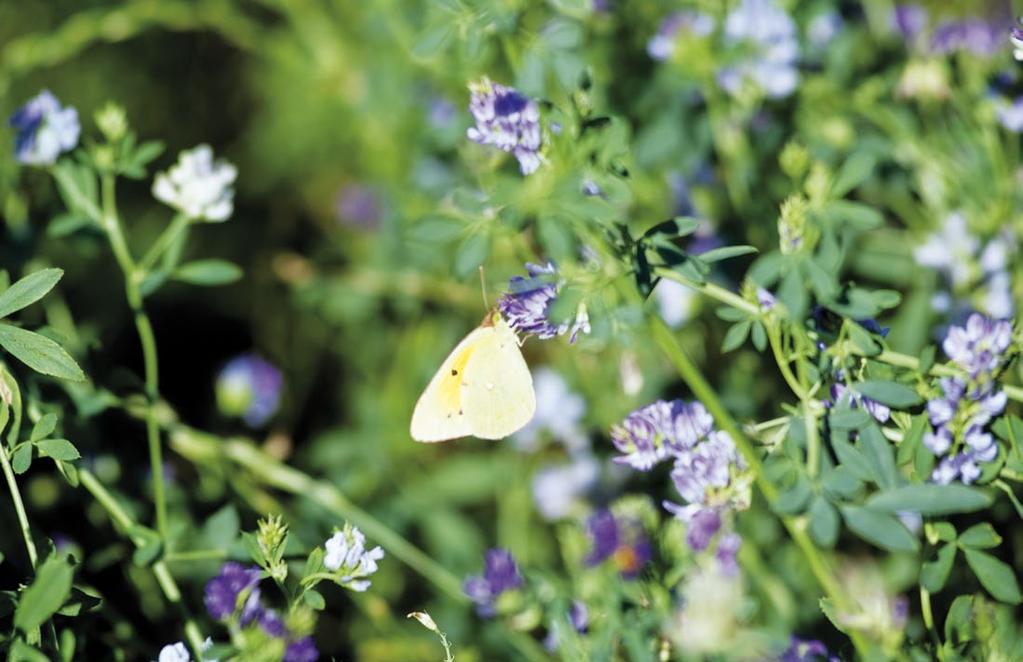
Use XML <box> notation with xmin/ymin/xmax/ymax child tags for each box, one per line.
<box><xmin>997</xmin><ymin>97</ymin><xmax>1023</xmax><ymax>132</ymax></box>
<box><xmin>720</xmin><ymin>0</ymin><xmax>799</xmax><ymax>99</ymax></box>
<box><xmin>514</xmin><ymin>367</ymin><xmax>588</xmax><ymax>452</ymax></box>
<box><xmin>9</xmin><ymin>90</ymin><xmax>80</xmax><ymax>166</ymax></box>
<box><xmin>324</xmin><ymin>524</ymin><xmax>384</xmax><ymax>592</ymax></box>
<box><xmin>647</xmin><ymin>11</ymin><xmax>715</xmax><ymax>61</ymax></box>
<box><xmin>531</xmin><ymin>453</ymin><xmax>599</xmax><ymax>521</ymax></box>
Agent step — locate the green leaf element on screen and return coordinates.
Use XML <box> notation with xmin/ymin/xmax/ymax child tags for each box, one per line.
<box><xmin>944</xmin><ymin>595</ymin><xmax>974</xmax><ymax>642</ymax></box>
<box><xmin>865</xmin><ymin>484</ymin><xmax>992</xmax><ymax>516</ymax></box>
<box><xmin>174</xmin><ymin>260</ymin><xmax>243</xmax><ymax>286</ymax></box>
<box><xmin>409</xmin><ymin>215</ymin><xmax>463</xmax><ymax>242</ymax></box>
<box><xmin>411</xmin><ymin>24</ymin><xmax>452</xmax><ymax>59</ymax></box>
<box><xmin>643</xmin><ymin>216</ymin><xmax>700</xmax><ymax>239</ymax></box>
<box><xmin>841</xmin><ymin>506</ymin><xmax>919</xmax><ymax>552</ymax></box>
<box><xmin>698</xmin><ymin>245</ymin><xmax>758</xmax><ymax>263</ymax></box>
<box><xmin>453</xmin><ymin>233</ymin><xmax>490</xmax><ymax>278</ymax></box>
<box><xmin>847</xmin><ymin>321</ymin><xmax>881</xmax><ymax>356</ymax></box>
<box><xmin>751</xmin><ymin>321</ymin><xmax>767</xmax><ymax>352</ymax></box>
<box><xmin>35</xmin><ymin>439</ymin><xmax>80</xmax><ymax>462</ymax></box>
<box><xmin>830</xmin><ymin>433</ymin><xmax>874</xmax><ymax>483</ymax></box>
<box><xmin>30</xmin><ymin>414</ymin><xmax>58</xmax><ymax>443</ymax></box>
<box><xmin>854</xmin><ymin>380</ymin><xmax>923</xmax><ymax>408</ymax></box>
<box><xmin>303</xmin><ymin>589</ymin><xmax>326</xmax><ymax>611</ymax></box>
<box><xmin>0</xmin><ymin>269</ymin><xmax>63</xmax><ymax>319</ymax></box>
<box><xmin>721</xmin><ymin>320</ymin><xmax>751</xmax><ymax>352</ymax></box>
<box><xmin>11</xmin><ymin>444</ymin><xmax>32</xmax><ymax>474</ymax></box>
<box><xmin>920</xmin><ymin>543</ymin><xmax>956</xmax><ymax>593</ymax></box>
<box><xmin>777</xmin><ymin>268</ymin><xmax>808</xmax><ymax>321</ymax></box>
<box><xmin>808</xmin><ymin>496</ymin><xmax>840</xmax><ymax>547</ymax></box>
<box><xmin>14</xmin><ymin>554</ymin><xmax>75</xmax><ymax>633</ymax></box>
<box><xmin>200</xmin><ymin>506</ymin><xmax>241</xmax><ymax>549</ymax></box>
<box><xmin>963</xmin><ymin>548</ymin><xmax>1022</xmax><ymax>604</ymax></box>
<box><xmin>958</xmin><ymin>523</ymin><xmax>1002</xmax><ymax>549</ymax></box>
<box><xmin>821</xmin><ymin>466</ymin><xmax>864</xmax><ymax>500</ymax></box>
<box><xmin>132</xmin><ymin>537</ymin><xmax>164</xmax><ymax>567</ymax></box>
<box><xmin>0</xmin><ymin>324</ymin><xmax>85</xmax><ymax>382</ymax></box>
<box><xmin>831</xmin><ymin>152</ymin><xmax>876</xmax><ymax>197</ymax></box>
<box><xmin>933</xmin><ymin>522</ymin><xmax>957</xmax><ymax>542</ymax></box>
<box><xmin>829</xmin><ymin>406</ymin><xmax>872</xmax><ymax>430</ymax></box>
<box><xmin>859</xmin><ymin>423</ymin><xmax>899</xmax><ymax>489</ymax></box>
<box><xmin>9</xmin><ymin>640</ymin><xmax>50</xmax><ymax>662</ymax></box>
<box><xmin>773</xmin><ymin>479</ymin><xmax>813</xmax><ymax>515</ymax></box>
<box><xmin>822</xmin><ymin>200</ymin><xmax>883</xmax><ymax>230</ymax></box>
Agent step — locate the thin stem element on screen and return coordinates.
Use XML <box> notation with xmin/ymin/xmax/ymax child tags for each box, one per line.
<box><xmin>766</xmin><ymin>324</ymin><xmax>810</xmax><ymax>400</ymax></box>
<box><xmin>873</xmin><ymin>349</ymin><xmax>1023</xmax><ymax>403</ymax></box>
<box><xmin>920</xmin><ymin>586</ymin><xmax>945</xmax><ymax>659</ymax></box>
<box><xmin>654</xmin><ymin>267</ymin><xmax>759</xmax><ymax>316</ymax></box>
<box><xmin>139</xmin><ymin>213</ymin><xmax>191</xmax><ymax>273</ymax></box>
<box><xmin>0</xmin><ymin>441</ymin><xmax>38</xmax><ymax>568</ymax></box>
<box><xmin>101</xmin><ymin>173</ymin><xmax>168</xmax><ymax>540</ymax></box>
<box><xmin>79</xmin><ymin>468</ymin><xmax>204</xmax><ymax>655</ymax></box>
<box><xmin>650</xmin><ymin>317</ymin><xmax>872</xmax><ymax>657</ymax></box>
<box><xmin>165</xmin><ymin>549</ymin><xmax>230</xmax><ymax>562</ymax></box>
<box><xmin>168</xmin><ymin>426</ymin><xmax>468</xmax><ymax>602</ymax></box>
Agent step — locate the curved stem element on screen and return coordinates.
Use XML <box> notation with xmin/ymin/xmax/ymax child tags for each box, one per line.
<box><xmin>0</xmin><ymin>441</ymin><xmax>38</xmax><ymax>568</ymax></box>
<box><xmin>650</xmin><ymin>317</ymin><xmax>872</xmax><ymax>657</ymax></box>
<box><xmin>79</xmin><ymin>468</ymin><xmax>204</xmax><ymax>655</ymax></box>
<box><xmin>139</xmin><ymin>213</ymin><xmax>191</xmax><ymax>273</ymax></box>
<box><xmin>101</xmin><ymin>173</ymin><xmax>168</xmax><ymax>540</ymax></box>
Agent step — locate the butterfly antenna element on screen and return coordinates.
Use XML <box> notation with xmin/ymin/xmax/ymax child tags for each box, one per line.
<box><xmin>479</xmin><ymin>266</ymin><xmax>490</xmax><ymax>309</ymax></box>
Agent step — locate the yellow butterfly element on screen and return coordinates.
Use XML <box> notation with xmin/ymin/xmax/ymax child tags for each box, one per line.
<box><xmin>410</xmin><ymin>311</ymin><xmax>536</xmax><ymax>442</ymax></box>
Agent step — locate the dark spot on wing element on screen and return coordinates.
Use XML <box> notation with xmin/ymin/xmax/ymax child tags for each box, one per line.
<box><xmin>451</xmin><ymin>369</ymin><xmax>458</xmax><ymax>376</ymax></box>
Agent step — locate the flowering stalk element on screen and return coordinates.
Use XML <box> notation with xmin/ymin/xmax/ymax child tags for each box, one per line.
<box><xmin>78</xmin><ymin>467</ymin><xmax>204</xmax><ymax>655</ymax></box>
<box><xmin>167</xmin><ymin>424</ymin><xmax>468</xmax><ymax>602</ymax></box>
<box><xmin>99</xmin><ymin>172</ymin><xmax>169</xmax><ymax>540</ymax></box>
<box><xmin>649</xmin><ymin>316</ymin><xmax>872</xmax><ymax>657</ymax></box>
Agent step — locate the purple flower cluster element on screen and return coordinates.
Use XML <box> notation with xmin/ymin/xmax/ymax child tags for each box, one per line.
<box><xmin>216</xmin><ymin>354</ymin><xmax>284</xmax><ymax>428</ymax></box>
<box><xmin>609</xmin><ymin>399</ymin><xmax>714</xmax><ymax>470</ymax></box>
<box><xmin>585</xmin><ymin>509</ymin><xmax>652</xmax><ymax>579</ymax></box>
<box><xmin>719</xmin><ymin>0</ymin><xmax>799</xmax><ymax>99</ymax></box>
<box><xmin>467</xmin><ymin>78</ymin><xmax>542</xmax><ymax>175</ymax></box>
<box><xmin>9</xmin><ymin>90</ymin><xmax>80</xmax><ymax>166</ymax></box>
<box><xmin>776</xmin><ymin>636</ymin><xmax>839</xmax><ymax>662</ymax></box>
<box><xmin>203</xmin><ymin>563</ymin><xmax>319</xmax><ymax>660</ymax></box>
<box><xmin>464</xmin><ymin>548</ymin><xmax>523</xmax><ymax>617</ymax></box>
<box><xmin>923</xmin><ymin>314</ymin><xmax>1013</xmax><ymax>485</ymax></box>
<box><xmin>829</xmin><ymin>382</ymin><xmax>891</xmax><ymax>424</ymax></box>
<box><xmin>930</xmin><ymin>19</ymin><xmax>1005</xmax><ymax>57</ymax></box>
<box><xmin>498</xmin><ymin>262</ymin><xmax>590</xmax><ymax>342</ymax></box>
<box><xmin>646</xmin><ymin>11</ymin><xmax>714</xmax><ymax>61</ymax></box>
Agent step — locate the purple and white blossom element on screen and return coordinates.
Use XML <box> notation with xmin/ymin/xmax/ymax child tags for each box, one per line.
<box><xmin>930</xmin><ymin>19</ymin><xmax>1005</xmax><ymax>57</ymax></box>
<box><xmin>829</xmin><ymin>382</ymin><xmax>891</xmax><ymax>424</ymax></box>
<box><xmin>719</xmin><ymin>0</ymin><xmax>800</xmax><ymax>99</ymax></box>
<box><xmin>467</xmin><ymin>78</ymin><xmax>542</xmax><ymax>175</ymax></box>
<box><xmin>9</xmin><ymin>91</ymin><xmax>80</xmax><ymax>166</ymax></box>
<box><xmin>204</xmin><ymin>563</ymin><xmax>262</xmax><ymax>622</ymax></box>
<box><xmin>892</xmin><ymin>5</ymin><xmax>927</xmax><ymax>42</ymax></box>
<box><xmin>498</xmin><ymin>263</ymin><xmax>590</xmax><ymax>342</ymax></box>
<box><xmin>584</xmin><ymin>509</ymin><xmax>652</xmax><ymax>579</ymax></box>
<box><xmin>153</xmin><ymin>145</ymin><xmax>237</xmax><ymax>222</ymax></box>
<box><xmin>323</xmin><ymin>524</ymin><xmax>384</xmax><ymax>592</ymax></box>
<box><xmin>942</xmin><ymin>313</ymin><xmax>1013</xmax><ymax>378</ymax></box>
<box><xmin>609</xmin><ymin>400</ymin><xmax>714</xmax><ymax>470</ymax></box>
<box><xmin>775</xmin><ymin>636</ymin><xmax>839</xmax><ymax>662</ymax></box>
<box><xmin>215</xmin><ymin>354</ymin><xmax>283</xmax><ymax>428</ymax></box>
<box><xmin>464</xmin><ymin>548</ymin><xmax>523</xmax><ymax>617</ymax></box>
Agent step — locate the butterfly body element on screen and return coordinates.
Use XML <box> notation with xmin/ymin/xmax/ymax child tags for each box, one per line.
<box><xmin>410</xmin><ymin>314</ymin><xmax>535</xmax><ymax>442</ymax></box>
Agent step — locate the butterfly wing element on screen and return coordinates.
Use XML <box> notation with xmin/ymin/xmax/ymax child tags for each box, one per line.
<box><xmin>410</xmin><ymin>326</ymin><xmax>494</xmax><ymax>442</ymax></box>
<box><xmin>461</xmin><ymin>319</ymin><xmax>536</xmax><ymax>440</ymax></box>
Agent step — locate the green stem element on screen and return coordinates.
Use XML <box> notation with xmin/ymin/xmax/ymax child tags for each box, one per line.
<box><xmin>920</xmin><ymin>586</ymin><xmax>945</xmax><ymax>659</ymax></box>
<box><xmin>139</xmin><ymin>213</ymin><xmax>191</xmax><ymax>273</ymax></box>
<box><xmin>79</xmin><ymin>468</ymin><xmax>204</xmax><ymax>655</ymax></box>
<box><xmin>101</xmin><ymin>173</ymin><xmax>168</xmax><ymax>540</ymax></box>
<box><xmin>0</xmin><ymin>441</ymin><xmax>38</xmax><ymax>568</ymax></box>
<box><xmin>169</xmin><ymin>426</ymin><xmax>468</xmax><ymax>602</ymax></box>
<box><xmin>654</xmin><ymin>267</ymin><xmax>759</xmax><ymax>316</ymax></box>
<box><xmin>650</xmin><ymin>316</ymin><xmax>871</xmax><ymax>657</ymax></box>
<box><xmin>165</xmin><ymin>549</ymin><xmax>230</xmax><ymax>562</ymax></box>
<box><xmin>873</xmin><ymin>349</ymin><xmax>1023</xmax><ymax>403</ymax></box>
<box><xmin>766</xmin><ymin>324</ymin><xmax>810</xmax><ymax>400</ymax></box>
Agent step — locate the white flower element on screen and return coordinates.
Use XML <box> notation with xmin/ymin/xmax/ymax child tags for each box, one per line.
<box><xmin>156</xmin><ymin>642</ymin><xmax>190</xmax><ymax>662</ymax></box>
<box><xmin>655</xmin><ymin>278</ymin><xmax>696</xmax><ymax>328</ymax></box>
<box><xmin>153</xmin><ymin>145</ymin><xmax>237</xmax><ymax>221</ymax></box>
<box><xmin>324</xmin><ymin>524</ymin><xmax>385</xmax><ymax>592</ymax></box>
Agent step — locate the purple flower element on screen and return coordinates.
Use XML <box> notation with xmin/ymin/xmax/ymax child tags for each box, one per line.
<box><xmin>585</xmin><ymin>509</ymin><xmax>651</xmax><ymax>579</ymax></box>
<box><xmin>259</xmin><ymin>609</ymin><xmax>287</xmax><ymax>638</ymax></box>
<box><xmin>685</xmin><ymin>508</ymin><xmax>722</xmax><ymax>551</ymax></box>
<box><xmin>336</xmin><ymin>184</ymin><xmax>381</xmax><ymax>229</ymax></box>
<box><xmin>942</xmin><ymin>313</ymin><xmax>1013</xmax><ymax>377</ymax></box>
<box><xmin>646</xmin><ymin>11</ymin><xmax>715</xmax><ymax>61</ymax></box>
<box><xmin>569</xmin><ymin>601</ymin><xmax>589</xmax><ymax>633</ymax></box>
<box><xmin>610</xmin><ymin>400</ymin><xmax>715</xmax><ymax>470</ymax></box>
<box><xmin>283</xmin><ymin>637</ymin><xmax>318</xmax><ymax>662</ymax></box>
<box><xmin>715</xmin><ymin>532</ymin><xmax>742</xmax><ymax>576</ymax></box>
<box><xmin>719</xmin><ymin>0</ymin><xmax>799</xmax><ymax>99</ymax></box>
<box><xmin>464</xmin><ymin>548</ymin><xmax>523</xmax><ymax>617</ymax></box>
<box><xmin>216</xmin><ymin>354</ymin><xmax>283</xmax><ymax>427</ymax></box>
<box><xmin>757</xmin><ymin>288</ymin><xmax>777</xmax><ymax>311</ymax></box>
<box><xmin>931</xmin><ymin>19</ymin><xmax>1005</xmax><ymax>57</ymax></box>
<box><xmin>204</xmin><ymin>563</ymin><xmax>262</xmax><ymax>621</ymax></box>
<box><xmin>467</xmin><ymin>78</ymin><xmax>542</xmax><ymax>175</ymax></box>
<box><xmin>497</xmin><ymin>262</ymin><xmax>589</xmax><ymax>342</ymax></box>
<box><xmin>923</xmin><ymin>372</ymin><xmax>1003</xmax><ymax>485</ymax></box>
<box><xmin>667</xmin><ymin>431</ymin><xmax>740</xmax><ymax>506</ymax></box>
<box><xmin>777</xmin><ymin>636</ymin><xmax>837</xmax><ymax>662</ymax></box>
<box><xmin>892</xmin><ymin>5</ymin><xmax>927</xmax><ymax>41</ymax></box>
<box><xmin>9</xmin><ymin>90</ymin><xmax>80</xmax><ymax>166</ymax></box>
